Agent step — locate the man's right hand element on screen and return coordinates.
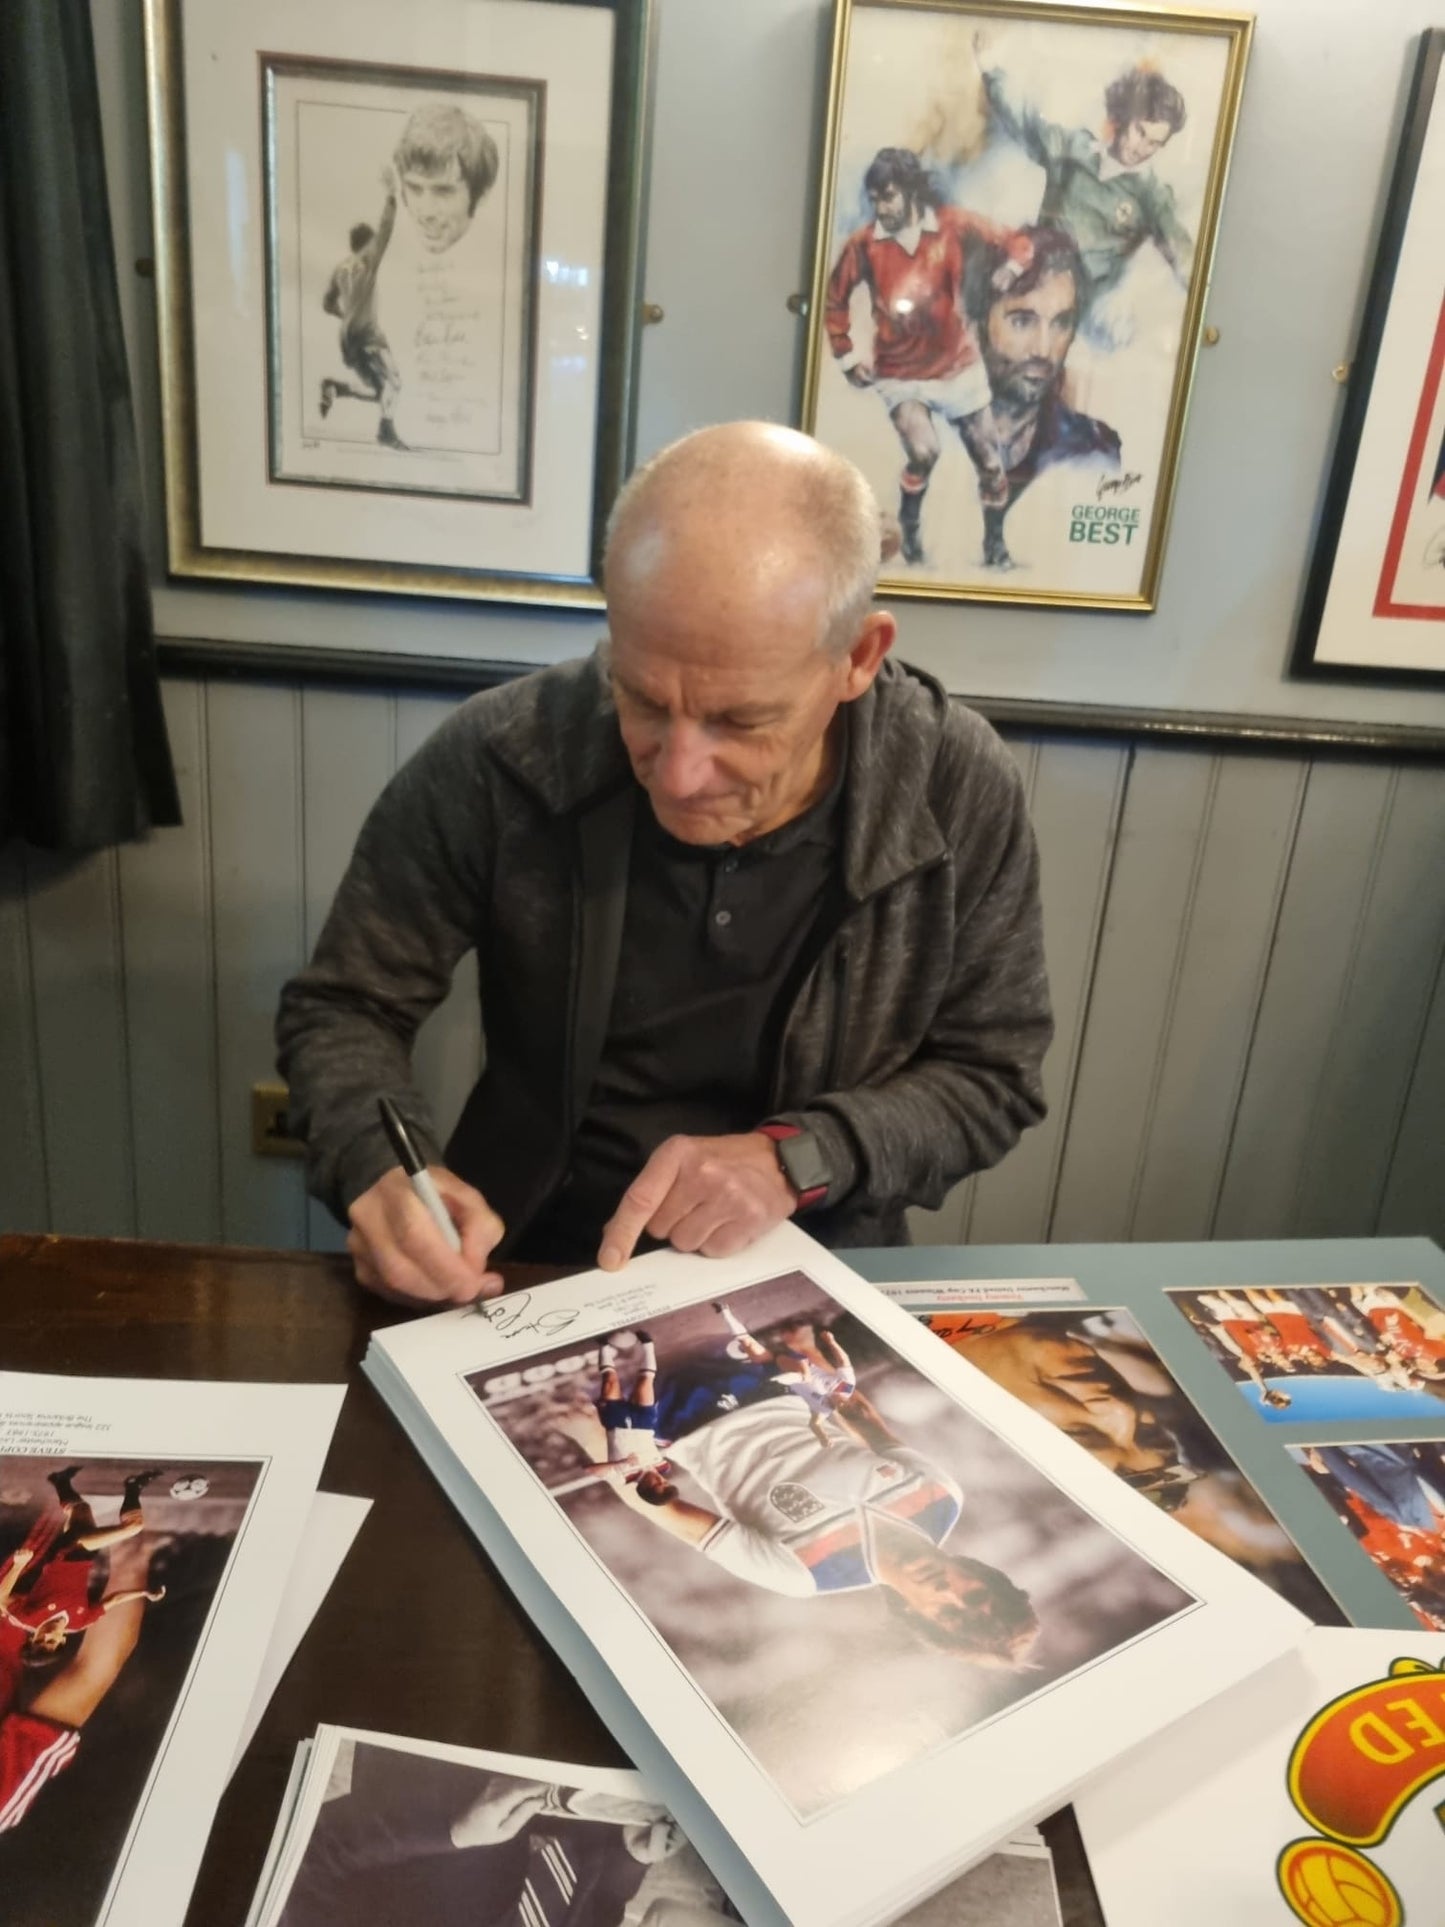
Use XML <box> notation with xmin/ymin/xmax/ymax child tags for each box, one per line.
<box><xmin>844</xmin><ymin>362</ymin><xmax>875</xmax><ymax>388</ymax></box>
<box><xmin>346</xmin><ymin>1165</ymin><xmax>504</xmax><ymax>1307</ymax></box>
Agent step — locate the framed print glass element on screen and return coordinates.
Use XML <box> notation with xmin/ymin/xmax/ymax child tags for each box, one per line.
<box><xmin>145</xmin><ymin>0</ymin><xmax>653</xmax><ymax>613</ymax></box>
<box><xmin>263</xmin><ymin>60</ymin><xmax>542</xmax><ymax>506</ymax></box>
<box><xmin>800</xmin><ymin>0</ymin><xmax>1252</xmax><ymax>612</ymax></box>
<box><xmin>1294</xmin><ymin>31</ymin><xmax>1445</xmax><ymax>685</ymax></box>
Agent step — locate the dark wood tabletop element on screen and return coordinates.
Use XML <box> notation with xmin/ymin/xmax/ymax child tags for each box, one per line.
<box><xmin>0</xmin><ymin>1231</ymin><xmax>620</xmax><ymax>1927</ymax></box>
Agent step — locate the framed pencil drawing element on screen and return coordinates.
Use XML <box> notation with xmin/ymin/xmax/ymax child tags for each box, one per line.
<box><xmin>1294</xmin><ymin>30</ymin><xmax>1445</xmax><ymax>685</ymax></box>
<box><xmin>263</xmin><ymin>58</ymin><xmax>542</xmax><ymax>508</ymax></box>
<box><xmin>800</xmin><ymin>0</ymin><xmax>1253</xmax><ymax>612</ymax></box>
<box><xmin>144</xmin><ymin>0</ymin><xmax>653</xmax><ymax>616</ymax></box>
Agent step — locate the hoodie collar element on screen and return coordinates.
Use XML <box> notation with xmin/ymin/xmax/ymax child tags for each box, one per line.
<box><xmin>486</xmin><ymin>647</ymin><xmax>949</xmax><ymax>899</ymax></box>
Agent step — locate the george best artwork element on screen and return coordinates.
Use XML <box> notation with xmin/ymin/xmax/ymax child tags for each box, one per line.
<box><xmin>263</xmin><ymin>57</ymin><xmax>542</xmax><ymax>504</ymax></box>
<box><xmin>804</xmin><ymin>2</ymin><xmax>1249</xmax><ymax>608</ymax></box>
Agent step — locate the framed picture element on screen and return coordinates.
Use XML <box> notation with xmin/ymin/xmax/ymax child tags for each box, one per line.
<box><xmin>144</xmin><ymin>0</ymin><xmax>653</xmax><ymax>613</ymax></box>
<box><xmin>1294</xmin><ymin>30</ymin><xmax>1445</xmax><ymax>685</ymax></box>
<box><xmin>800</xmin><ymin>0</ymin><xmax>1253</xmax><ymax>611</ymax></box>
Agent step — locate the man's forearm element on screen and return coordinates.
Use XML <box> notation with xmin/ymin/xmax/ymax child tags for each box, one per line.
<box><xmin>824</xmin><ymin>245</ymin><xmax>862</xmax><ymax>362</ymax></box>
<box><xmin>275</xmin><ymin>710</ymin><xmax>493</xmax><ymax>1222</ymax></box>
<box><xmin>277</xmin><ymin>980</ymin><xmax>442</xmax><ymax>1222</ymax></box>
<box><xmin>374</xmin><ymin>189</ymin><xmax>398</xmax><ymax>257</ymax></box>
<box><xmin>780</xmin><ymin>1029</ymin><xmax>1049</xmax><ymax>1219</ymax></box>
<box><xmin>1154</xmin><ymin>196</ymin><xmax>1194</xmax><ymax>287</ymax></box>
<box><xmin>981</xmin><ymin>67</ymin><xmax>1041</xmax><ymax>159</ymax></box>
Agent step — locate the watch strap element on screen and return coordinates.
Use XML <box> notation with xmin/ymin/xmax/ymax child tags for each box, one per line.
<box><xmin>756</xmin><ymin>1121</ymin><xmax>829</xmax><ymax>1213</ymax></box>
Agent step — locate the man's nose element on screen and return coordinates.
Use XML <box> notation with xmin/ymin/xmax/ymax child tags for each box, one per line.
<box><xmin>652</xmin><ymin>720</ymin><xmax>713</xmax><ymax>797</ymax></box>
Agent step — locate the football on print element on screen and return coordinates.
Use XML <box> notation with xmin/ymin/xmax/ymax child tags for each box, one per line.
<box><xmin>1277</xmin><ymin>1839</ymin><xmax>1402</xmax><ymax>1927</ymax></box>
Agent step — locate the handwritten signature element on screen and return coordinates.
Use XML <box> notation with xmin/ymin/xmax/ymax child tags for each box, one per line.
<box><xmin>475</xmin><ymin>1291</ymin><xmax>580</xmax><ymax>1342</ymax></box>
<box><xmin>415</xmin><ymin>315</ymin><xmax>476</xmax><ymax>349</ymax></box>
<box><xmin>1424</xmin><ymin>529</ymin><xmax>1445</xmax><ymax>570</ymax></box>
<box><xmin>1097</xmin><ymin>471</ymin><xmax>1144</xmax><ymax>502</ymax></box>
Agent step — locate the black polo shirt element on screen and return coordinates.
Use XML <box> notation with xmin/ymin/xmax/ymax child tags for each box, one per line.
<box><xmin>516</xmin><ymin>742</ymin><xmax>848</xmax><ymax>1264</ymax></box>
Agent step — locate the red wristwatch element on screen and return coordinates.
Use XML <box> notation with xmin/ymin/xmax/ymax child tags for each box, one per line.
<box><xmin>756</xmin><ymin>1121</ymin><xmax>830</xmax><ymax>1213</ymax></box>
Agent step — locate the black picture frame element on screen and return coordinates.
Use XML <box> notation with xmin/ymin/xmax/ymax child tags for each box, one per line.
<box><xmin>1293</xmin><ymin>29</ymin><xmax>1445</xmax><ymax>687</ymax></box>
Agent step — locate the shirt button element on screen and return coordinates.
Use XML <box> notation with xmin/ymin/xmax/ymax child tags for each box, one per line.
<box><xmin>721</xmin><ymin>855</ymin><xmax>738</xmax><ymax>874</ymax></box>
<box><xmin>714</xmin><ymin>909</ymin><xmax>732</xmax><ymax>928</ymax></box>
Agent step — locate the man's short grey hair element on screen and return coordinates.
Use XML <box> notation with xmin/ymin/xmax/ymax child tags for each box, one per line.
<box><xmin>604</xmin><ymin>425</ymin><xmax>883</xmax><ymax>657</ymax></box>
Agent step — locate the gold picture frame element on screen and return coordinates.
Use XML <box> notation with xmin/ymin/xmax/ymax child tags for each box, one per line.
<box><xmin>143</xmin><ymin>0</ymin><xmax>654</xmax><ymax>624</ymax></box>
<box><xmin>801</xmin><ymin>0</ymin><xmax>1252</xmax><ymax>612</ymax></box>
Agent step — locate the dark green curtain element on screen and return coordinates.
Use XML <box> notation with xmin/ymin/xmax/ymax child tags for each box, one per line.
<box><xmin>0</xmin><ymin>1</ymin><xmax>180</xmax><ymax>852</ymax></box>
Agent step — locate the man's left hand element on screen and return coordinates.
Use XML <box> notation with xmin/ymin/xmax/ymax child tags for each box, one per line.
<box><xmin>598</xmin><ymin>1133</ymin><xmax>796</xmax><ymax>1270</ymax></box>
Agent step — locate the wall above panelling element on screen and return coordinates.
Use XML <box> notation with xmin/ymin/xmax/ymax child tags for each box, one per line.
<box><xmin>94</xmin><ymin>0</ymin><xmax>1445</xmax><ymax>728</ymax></box>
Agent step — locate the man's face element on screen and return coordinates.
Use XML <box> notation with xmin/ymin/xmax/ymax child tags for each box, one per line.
<box><xmin>869</xmin><ymin>183</ymin><xmax>914</xmax><ymax>235</ymax></box>
<box><xmin>608</xmin><ymin>575</ymin><xmax>857</xmax><ymax>847</ymax></box>
<box><xmin>888</xmin><ymin>1549</ymin><xmax>992</xmax><ymax>1639</ymax></box>
<box><xmin>960</xmin><ymin>1327</ymin><xmax>1169</xmax><ymax>1478</ymax></box>
<box><xmin>983</xmin><ymin>268</ymin><xmax>1079</xmax><ymax>409</ymax></box>
<box><xmin>399</xmin><ymin>156</ymin><xmax>473</xmax><ymax>252</ymax></box>
<box><xmin>1111</xmin><ymin>116</ymin><xmax>1173</xmax><ymax>169</ymax></box>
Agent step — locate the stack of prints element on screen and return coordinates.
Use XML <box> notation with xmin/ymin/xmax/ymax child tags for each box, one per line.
<box><xmin>245</xmin><ymin>1730</ymin><xmax>1067</xmax><ymax>1927</ymax></box>
<box><xmin>0</xmin><ymin>1370</ymin><xmax>345</xmax><ymax>1927</ymax></box>
<box><xmin>361</xmin><ymin>1222</ymin><xmax>1306</xmax><ymax>1927</ymax></box>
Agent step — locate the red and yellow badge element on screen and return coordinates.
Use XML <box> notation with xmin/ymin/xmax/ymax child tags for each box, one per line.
<box><xmin>1276</xmin><ymin>1656</ymin><xmax>1445</xmax><ymax>1925</ymax></box>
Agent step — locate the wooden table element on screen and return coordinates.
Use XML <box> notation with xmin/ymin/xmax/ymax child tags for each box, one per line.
<box><xmin>0</xmin><ymin>1231</ymin><xmax>621</xmax><ymax>1926</ymax></box>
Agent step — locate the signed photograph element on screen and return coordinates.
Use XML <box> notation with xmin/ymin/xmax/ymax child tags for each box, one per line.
<box><xmin>264</xmin><ymin>57</ymin><xmax>540</xmax><ymax>502</ymax></box>
<box><xmin>802</xmin><ymin>0</ymin><xmax>1249</xmax><ymax>609</ymax></box>
<box><xmin>1295</xmin><ymin>30</ymin><xmax>1445</xmax><ymax>679</ymax></box>
<box><xmin>918</xmin><ymin>1306</ymin><xmax>1343</xmax><ymax>1622</ymax></box>
<box><xmin>468</xmin><ymin>1271</ymin><xmax>1194</xmax><ymax>1818</ymax></box>
<box><xmin>0</xmin><ymin>1456</ymin><xmax>264</xmax><ymax>1927</ymax></box>
<box><xmin>1168</xmin><ymin>1284</ymin><xmax>1445</xmax><ymax>1424</ymax></box>
<box><xmin>1289</xmin><ymin>1441</ymin><xmax>1445</xmax><ymax>1633</ymax></box>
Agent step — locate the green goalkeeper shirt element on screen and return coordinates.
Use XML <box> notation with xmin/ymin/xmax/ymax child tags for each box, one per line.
<box><xmin>982</xmin><ymin>68</ymin><xmax>1194</xmax><ymax>308</ymax></box>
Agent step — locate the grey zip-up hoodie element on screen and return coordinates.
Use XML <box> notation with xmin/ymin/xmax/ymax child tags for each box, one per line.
<box><xmin>276</xmin><ymin>649</ymin><xmax>1053</xmax><ymax>1252</ymax></box>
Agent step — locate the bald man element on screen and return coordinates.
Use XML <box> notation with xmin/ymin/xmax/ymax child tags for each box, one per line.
<box><xmin>276</xmin><ymin>424</ymin><xmax>1051</xmax><ymax>1305</ymax></box>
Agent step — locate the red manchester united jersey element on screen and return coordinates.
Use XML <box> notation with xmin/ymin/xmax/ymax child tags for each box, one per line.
<box><xmin>825</xmin><ymin>205</ymin><xmax>1029</xmax><ymax>383</ymax></box>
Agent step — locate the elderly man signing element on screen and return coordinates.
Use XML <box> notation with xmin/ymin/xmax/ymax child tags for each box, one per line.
<box><xmin>275</xmin><ymin>423</ymin><xmax>1052</xmax><ymax>1305</ymax></box>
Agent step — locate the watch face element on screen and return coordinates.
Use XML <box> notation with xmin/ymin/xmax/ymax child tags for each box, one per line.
<box><xmin>777</xmin><ymin>1130</ymin><xmax>830</xmax><ymax>1201</ymax></box>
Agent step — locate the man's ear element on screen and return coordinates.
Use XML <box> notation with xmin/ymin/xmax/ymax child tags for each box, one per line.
<box><xmin>840</xmin><ymin>610</ymin><xmax>896</xmax><ymax>701</ymax></box>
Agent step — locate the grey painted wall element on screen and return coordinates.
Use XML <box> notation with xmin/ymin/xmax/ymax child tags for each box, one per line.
<box><xmin>2</xmin><ymin>680</ymin><xmax>1440</xmax><ymax>1251</ymax></box>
